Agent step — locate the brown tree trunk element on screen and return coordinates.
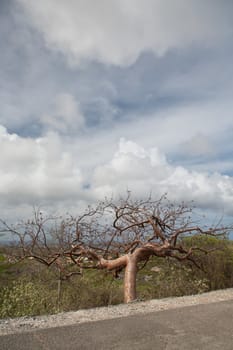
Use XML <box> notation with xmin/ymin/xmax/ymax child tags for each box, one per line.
<box><xmin>99</xmin><ymin>249</ymin><xmax>156</xmax><ymax>303</ymax></box>
<box><xmin>123</xmin><ymin>247</ymin><xmax>157</xmax><ymax>303</ymax></box>
<box><xmin>124</xmin><ymin>254</ymin><xmax>138</xmax><ymax>303</ymax></box>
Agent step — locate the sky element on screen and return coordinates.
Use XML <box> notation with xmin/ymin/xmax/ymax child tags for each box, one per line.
<box><xmin>1</xmin><ymin>0</ymin><xmax>233</xmax><ymax>231</ymax></box>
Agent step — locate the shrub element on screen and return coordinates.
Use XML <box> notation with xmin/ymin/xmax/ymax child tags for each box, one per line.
<box><xmin>1</xmin><ymin>236</ymin><xmax>233</xmax><ymax>318</ymax></box>
<box><xmin>0</xmin><ymin>279</ymin><xmax>57</xmax><ymax>318</ymax></box>
<box><xmin>137</xmin><ymin>260</ymin><xmax>209</xmax><ymax>300</ymax></box>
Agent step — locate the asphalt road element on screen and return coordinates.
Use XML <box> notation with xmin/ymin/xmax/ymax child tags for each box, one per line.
<box><xmin>1</xmin><ymin>300</ymin><xmax>233</xmax><ymax>350</ymax></box>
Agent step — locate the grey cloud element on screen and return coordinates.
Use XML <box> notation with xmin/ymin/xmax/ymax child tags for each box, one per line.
<box><xmin>178</xmin><ymin>133</ymin><xmax>215</xmax><ymax>157</ymax></box>
<box><xmin>1</xmin><ymin>1</ymin><xmax>233</xmax><ymax>141</ymax></box>
<box><xmin>16</xmin><ymin>0</ymin><xmax>233</xmax><ymax>66</ymax></box>
<box><xmin>1</xmin><ymin>0</ymin><xmax>233</xmax><ymax>226</ymax></box>
<box><xmin>41</xmin><ymin>93</ymin><xmax>85</xmax><ymax>134</ymax></box>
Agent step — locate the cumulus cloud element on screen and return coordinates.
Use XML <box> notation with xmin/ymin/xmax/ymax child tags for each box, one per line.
<box><xmin>17</xmin><ymin>0</ymin><xmax>233</xmax><ymax>66</ymax></box>
<box><xmin>0</xmin><ymin>126</ymin><xmax>83</xmax><ymax>204</ymax></box>
<box><xmin>92</xmin><ymin>138</ymin><xmax>233</xmax><ymax>214</ymax></box>
<box><xmin>1</xmin><ymin>125</ymin><xmax>233</xmax><ymax>223</ymax></box>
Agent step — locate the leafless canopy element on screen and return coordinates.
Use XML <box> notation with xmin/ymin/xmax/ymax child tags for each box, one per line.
<box><xmin>1</xmin><ymin>194</ymin><xmax>230</xmax><ymax>273</ymax></box>
<box><xmin>2</xmin><ymin>193</ymin><xmax>231</xmax><ymax>302</ymax></box>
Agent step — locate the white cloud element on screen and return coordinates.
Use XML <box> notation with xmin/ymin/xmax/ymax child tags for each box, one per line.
<box><xmin>92</xmin><ymin>138</ymin><xmax>233</xmax><ymax>214</ymax></box>
<box><xmin>0</xmin><ymin>126</ymin><xmax>83</xmax><ymax>204</ymax></box>
<box><xmin>17</xmin><ymin>0</ymin><xmax>233</xmax><ymax>66</ymax></box>
<box><xmin>1</xmin><ymin>127</ymin><xmax>233</xmax><ymax>224</ymax></box>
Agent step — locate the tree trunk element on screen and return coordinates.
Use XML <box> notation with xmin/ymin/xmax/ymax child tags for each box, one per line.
<box><xmin>98</xmin><ymin>250</ymin><xmax>153</xmax><ymax>303</ymax></box>
<box><xmin>124</xmin><ymin>255</ymin><xmax>138</xmax><ymax>303</ymax></box>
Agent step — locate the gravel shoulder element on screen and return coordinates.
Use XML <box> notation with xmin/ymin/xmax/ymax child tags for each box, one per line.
<box><xmin>1</xmin><ymin>288</ymin><xmax>233</xmax><ymax>336</ymax></box>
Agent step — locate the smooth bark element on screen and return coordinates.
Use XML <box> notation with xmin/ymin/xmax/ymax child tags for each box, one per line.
<box><xmin>99</xmin><ymin>254</ymin><xmax>139</xmax><ymax>303</ymax></box>
<box><xmin>124</xmin><ymin>255</ymin><xmax>138</xmax><ymax>303</ymax></box>
<box><xmin>98</xmin><ymin>243</ymin><xmax>171</xmax><ymax>303</ymax></box>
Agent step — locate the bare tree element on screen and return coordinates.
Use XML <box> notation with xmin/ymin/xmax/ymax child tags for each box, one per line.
<box><xmin>1</xmin><ymin>194</ymin><xmax>231</xmax><ymax>303</ymax></box>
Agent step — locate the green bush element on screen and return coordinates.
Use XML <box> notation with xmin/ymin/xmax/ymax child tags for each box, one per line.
<box><xmin>0</xmin><ymin>268</ymin><xmax>123</xmax><ymax>318</ymax></box>
<box><xmin>57</xmin><ymin>271</ymin><xmax>123</xmax><ymax>311</ymax></box>
<box><xmin>137</xmin><ymin>260</ymin><xmax>209</xmax><ymax>300</ymax></box>
<box><xmin>0</xmin><ymin>279</ymin><xmax>57</xmax><ymax>318</ymax></box>
<box><xmin>182</xmin><ymin>236</ymin><xmax>233</xmax><ymax>290</ymax></box>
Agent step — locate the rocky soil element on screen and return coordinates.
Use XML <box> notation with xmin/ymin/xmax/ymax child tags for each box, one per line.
<box><xmin>1</xmin><ymin>288</ymin><xmax>233</xmax><ymax>335</ymax></box>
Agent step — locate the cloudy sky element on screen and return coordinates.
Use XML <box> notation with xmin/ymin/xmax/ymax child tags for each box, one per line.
<box><xmin>1</xmin><ymin>0</ymin><xmax>233</xmax><ymax>228</ymax></box>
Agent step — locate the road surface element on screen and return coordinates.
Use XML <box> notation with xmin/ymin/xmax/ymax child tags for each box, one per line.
<box><xmin>1</xmin><ymin>300</ymin><xmax>233</xmax><ymax>349</ymax></box>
